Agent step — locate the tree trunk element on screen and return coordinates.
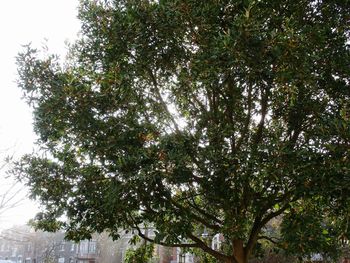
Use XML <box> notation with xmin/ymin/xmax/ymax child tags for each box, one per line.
<box><xmin>233</xmin><ymin>240</ymin><xmax>248</xmax><ymax>263</ymax></box>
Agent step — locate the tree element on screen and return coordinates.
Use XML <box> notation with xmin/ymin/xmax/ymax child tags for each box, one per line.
<box><xmin>0</xmin><ymin>225</ymin><xmax>58</xmax><ymax>263</ymax></box>
<box><xmin>0</xmin><ymin>153</ymin><xmax>25</xmax><ymax>222</ymax></box>
<box><xmin>96</xmin><ymin>231</ymin><xmax>124</xmax><ymax>263</ymax></box>
<box><xmin>14</xmin><ymin>1</ymin><xmax>349</xmax><ymax>263</ymax></box>
<box><xmin>0</xmin><ymin>181</ymin><xmax>24</xmax><ymax>219</ymax></box>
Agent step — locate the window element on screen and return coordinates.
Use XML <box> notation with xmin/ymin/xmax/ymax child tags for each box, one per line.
<box><xmin>58</xmin><ymin>257</ymin><xmax>65</xmax><ymax>263</ymax></box>
<box><xmin>177</xmin><ymin>248</ymin><xmax>186</xmax><ymax>263</ymax></box>
<box><xmin>12</xmin><ymin>247</ymin><xmax>18</xmax><ymax>256</ymax></box>
<box><xmin>79</xmin><ymin>240</ymin><xmax>96</xmax><ymax>254</ymax></box>
<box><xmin>211</xmin><ymin>234</ymin><xmax>221</xmax><ymax>250</ymax></box>
<box><xmin>79</xmin><ymin>241</ymin><xmax>88</xmax><ymax>253</ymax></box>
<box><xmin>178</xmin><ymin>254</ymin><xmax>186</xmax><ymax>263</ymax></box>
<box><xmin>26</xmin><ymin>244</ymin><xmax>32</xmax><ymax>252</ymax></box>
<box><xmin>60</xmin><ymin>242</ymin><xmax>66</xmax><ymax>251</ymax></box>
<box><xmin>88</xmin><ymin>241</ymin><xmax>96</xmax><ymax>253</ymax></box>
<box><xmin>177</xmin><ymin>248</ymin><xmax>194</xmax><ymax>263</ymax></box>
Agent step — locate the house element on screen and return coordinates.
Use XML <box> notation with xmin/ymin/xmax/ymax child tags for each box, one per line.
<box><xmin>0</xmin><ymin>226</ymin><xmax>98</xmax><ymax>263</ymax></box>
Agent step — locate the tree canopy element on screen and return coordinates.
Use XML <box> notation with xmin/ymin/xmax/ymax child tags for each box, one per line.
<box><xmin>14</xmin><ymin>1</ymin><xmax>349</xmax><ymax>263</ymax></box>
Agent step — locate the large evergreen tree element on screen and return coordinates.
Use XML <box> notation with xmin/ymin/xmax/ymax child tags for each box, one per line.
<box><xmin>15</xmin><ymin>1</ymin><xmax>349</xmax><ymax>262</ymax></box>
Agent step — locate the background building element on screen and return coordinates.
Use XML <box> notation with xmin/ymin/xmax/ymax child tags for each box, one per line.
<box><xmin>0</xmin><ymin>226</ymin><xmax>98</xmax><ymax>263</ymax></box>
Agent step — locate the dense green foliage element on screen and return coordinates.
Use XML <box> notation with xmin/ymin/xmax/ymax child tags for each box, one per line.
<box><xmin>14</xmin><ymin>0</ymin><xmax>349</xmax><ymax>262</ymax></box>
<box><xmin>280</xmin><ymin>198</ymin><xmax>347</xmax><ymax>260</ymax></box>
<box><xmin>124</xmin><ymin>243</ymin><xmax>155</xmax><ymax>263</ymax></box>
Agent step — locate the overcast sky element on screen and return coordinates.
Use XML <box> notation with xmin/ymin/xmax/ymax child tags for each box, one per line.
<box><xmin>0</xmin><ymin>0</ymin><xmax>80</xmax><ymax>230</ymax></box>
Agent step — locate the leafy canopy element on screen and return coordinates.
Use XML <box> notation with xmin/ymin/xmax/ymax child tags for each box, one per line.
<box><xmin>15</xmin><ymin>0</ymin><xmax>349</xmax><ymax>262</ymax></box>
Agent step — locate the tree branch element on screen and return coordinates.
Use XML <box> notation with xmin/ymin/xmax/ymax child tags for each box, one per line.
<box><xmin>236</xmin><ymin>83</ymin><xmax>253</xmax><ymax>151</ymax></box>
<box><xmin>261</xmin><ymin>202</ymin><xmax>290</xmax><ymax>226</ymax></box>
<box><xmin>146</xmin><ymin>68</ymin><xmax>180</xmax><ymax>133</ymax></box>
<box><xmin>187</xmin><ymin>233</ymin><xmax>233</xmax><ymax>262</ymax></box>
<box><xmin>186</xmin><ymin>198</ymin><xmax>223</xmax><ymax>226</ymax></box>
<box><xmin>253</xmin><ymin>85</ymin><xmax>269</xmax><ymax>145</ymax></box>
<box><xmin>135</xmin><ymin>226</ymin><xmax>199</xmax><ymax>248</ymax></box>
<box><xmin>258</xmin><ymin>235</ymin><xmax>280</xmax><ymax>244</ymax></box>
<box><xmin>245</xmin><ymin>193</ymin><xmax>295</xmax><ymax>256</ymax></box>
<box><xmin>127</xmin><ymin>213</ymin><xmax>199</xmax><ymax>248</ymax></box>
<box><xmin>245</xmin><ymin>215</ymin><xmax>263</xmax><ymax>257</ymax></box>
<box><xmin>169</xmin><ymin>199</ymin><xmax>221</xmax><ymax>231</ymax></box>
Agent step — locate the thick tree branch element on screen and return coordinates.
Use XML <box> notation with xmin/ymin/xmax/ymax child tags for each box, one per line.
<box><xmin>245</xmin><ymin>193</ymin><xmax>295</xmax><ymax>256</ymax></box>
<box><xmin>187</xmin><ymin>233</ymin><xmax>233</xmax><ymax>262</ymax></box>
<box><xmin>261</xmin><ymin>202</ymin><xmax>290</xmax><ymax>226</ymax></box>
<box><xmin>135</xmin><ymin>226</ymin><xmax>199</xmax><ymax>248</ymax></box>
<box><xmin>245</xmin><ymin>215</ymin><xmax>263</xmax><ymax>257</ymax></box>
<box><xmin>127</xmin><ymin>213</ymin><xmax>199</xmax><ymax>248</ymax></box>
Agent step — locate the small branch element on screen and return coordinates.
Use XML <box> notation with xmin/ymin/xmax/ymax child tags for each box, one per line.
<box><xmin>146</xmin><ymin>68</ymin><xmax>180</xmax><ymax>133</ymax></box>
<box><xmin>190</xmin><ymin>93</ymin><xmax>208</xmax><ymax>114</ymax></box>
<box><xmin>187</xmin><ymin>199</ymin><xmax>223</xmax><ymax>226</ymax></box>
<box><xmin>253</xmin><ymin>85</ymin><xmax>269</xmax><ymax>146</ymax></box>
<box><xmin>236</xmin><ymin>83</ymin><xmax>253</xmax><ymax>151</ymax></box>
<box><xmin>0</xmin><ymin>182</ymin><xmax>25</xmax><ymax>215</ymax></box>
<box><xmin>169</xmin><ymin>199</ymin><xmax>221</xmax><ymax>231</ymax></box>
<box><xmin>261</xmin><ymin>202</ymin><xmax>290</xmax><ymax>226</ymax></box>
<box><xmin>258</xmin><ymin>235</ymin><xmax>280</xmax><ymax>244</ymax></box>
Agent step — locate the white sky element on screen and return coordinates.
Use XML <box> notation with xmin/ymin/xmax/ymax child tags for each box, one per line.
<box><xmin>0</xmin><ymin>0</ymin><xmax>80</xmax><ymax>230</ymax></box>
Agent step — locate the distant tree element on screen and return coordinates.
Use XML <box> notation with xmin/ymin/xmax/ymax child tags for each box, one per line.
<box><xmin>96</xmin><ymin>231</ymin><xmax>126</xmax><ymax>263</ymax></box>
<box><xmin>0</xmin><ymin>225</ymin><xmax>57</xmax><ymax>263</ymax></box>
<box><xmin>33</xmin><ymin>231</ymin><xmax>60</xmax><ymax>263</ymax></box>
<box><xmin>14</xmin><ymin>1</ymin><xmax>349</xmax><ymax>263</ymax></box>
<box><xmin>0</xmin><ymin>154</ymin><xmax>25</xmax><ymax>221</ymax></box>
<box><xmin>0</xmin><ymin>181</ymin><xmax>23</xmax><ymax>218</ymax></box>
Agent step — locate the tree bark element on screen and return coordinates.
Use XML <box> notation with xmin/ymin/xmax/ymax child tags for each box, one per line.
<box><xmin>233</xmin><ymin>240</ymin><xmax>248</xmax><ymax>263</ymax></box>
